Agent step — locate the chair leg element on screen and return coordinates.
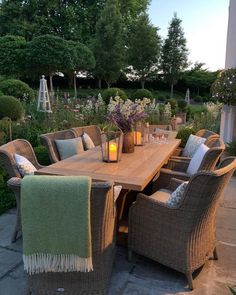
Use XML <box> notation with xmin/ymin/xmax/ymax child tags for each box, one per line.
<box><xmin>213</xmin><ymin>247</ymin><xmax>218</xmax><ymax>260</ymax></box>
<box><xmin>186</xmin><ymin>271</ymin><xmax>194</xmax><ymax>290</ymax></box>
<box><xmin>128</xmin><ymin>249</ymin><xmax>132</xmax><ymax>262</ymax></box>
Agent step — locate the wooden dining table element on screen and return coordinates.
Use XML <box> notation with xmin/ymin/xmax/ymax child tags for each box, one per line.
<box><xmin>36</xmin><ymin>139</ymin><xmax>181</xmax><ymax>192</ymax></box>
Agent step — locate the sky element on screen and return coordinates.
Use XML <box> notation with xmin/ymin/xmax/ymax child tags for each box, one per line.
<box><xmin>148</xmin><ymin>0</ymin><xmax>229</xmax><ymax>71</ymax></box>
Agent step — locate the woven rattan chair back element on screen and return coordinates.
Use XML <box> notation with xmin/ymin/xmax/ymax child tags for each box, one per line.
<box><xmin>0</xmin><ymin>139</ymin><xmax>41</xmax><ymax>178</ymax></box>
<box><xmin>198</xmin><ymin>138</ymin><xmax>225</xmax><ymax>171</ymax></box>
<box><xmin>40</xmin><ymin>129</ymin><xmax>76</xmax><ymax>163</ymax></box>
<box><xmin>27</xmin><ymin>181</ymin><xmax>116</xmax><ymax>295</ymax></box>
<box><xmin>71</xmin><ymin>125</ymin><xmax>102</xmax><ymax>146</ymax></box>
<box><xmin>195</xmin><ymin>129</ymin><xmax>219</xmax><ymax>139</ymax></box>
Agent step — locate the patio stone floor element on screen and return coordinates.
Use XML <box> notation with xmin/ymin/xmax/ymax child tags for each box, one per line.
<box><xmin>0</xmin><ymin>177</ymin><xmax>236</xmax><ymax>295</ymax></box>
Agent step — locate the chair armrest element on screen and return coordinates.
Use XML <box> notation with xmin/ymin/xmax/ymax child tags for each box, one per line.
<box><xmin>152</xmin><ymin>168</ymin><xmax>190</xmax><ymax>192</ymax></box>
<box><xmin>7</xmin><ymin>177</ymin><xmax>21</xmax><ymax>192</ymax></box>
<box><xmin>167</xmin><ymin>178</ymin><xmax>186</xmax><ymax>191</ymax></box>
<box><xmin>170</xmin><ymin>156</ymin><xmax>191</xmax><ymax>161</ymax></box>
<box><xmin>165</xmin><ymin>158</ymin><xmax>190</xmax><ymax>172</ymax></box>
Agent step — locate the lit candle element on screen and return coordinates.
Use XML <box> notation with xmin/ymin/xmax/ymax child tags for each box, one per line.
<box><xmin>109</xmin><ymin>143</ymin><xmax>117</xmax><ymax>161</ymax></box>
<box><xmin>134</xmin><ymin>131</ymin><xmax>142</xmax><ymax>145</ymax></box>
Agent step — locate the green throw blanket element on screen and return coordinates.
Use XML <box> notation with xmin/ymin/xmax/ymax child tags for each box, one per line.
<box><xmin>21</xmin><ymin>175</ymin><xmax>92</xmax><ymax>274</ymax></box>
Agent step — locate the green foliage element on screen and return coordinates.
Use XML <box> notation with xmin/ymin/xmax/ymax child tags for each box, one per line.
<box><xmin>194</xmin><ymin>95</ymin><xmax>203</xmax><ymax>103</ymax></box>
<box><xmin>93</xmin><ymin>0</ymin><xmax>125</xmax><ymax>87</ymax></box>
<box><xmin>229</xmin><ymin>286</ymin><xmax>236</xmax><ymax>295</ymax></box>
<box><xmin>102</xmin><ymin>88</ymin><xmax>127</xmax><ymax>104</ymax></box>
<box><xmin>177</xmin><ymin>99</ymin><xmax>187</xmax><ymax>112</ymax></box>
<box><xmin>167</xmin><ymin>98</ymin><xmax>177</xmax><ymax>110</ymax></box>
<box><xmin>25</xmin><ymin>34</ymin><xmax>74</xmax><ymax>77</ymax></box>
<box><xmin>160</xmin><ymin>13</ymin><xmax>188</xmax><ymax>97</ymax></box>
<box><xmin>183</xmin><ymin>62</ymin><xmax>218</xmax><ymax>96</ymax></box>
<box><xmin>34</xmin><ymin>146</ymin><xmax>51</xmax><ymax>165</ymax></box>
<box><xmin>0</xmin><ymin>90</ymin><xmax>3</xmax><ymax>97</ymax></box>
<box><xmin>211</xmin><ymin>68</ymin><xmax>236</xmax><ymax>105</ymax></box>
<box><xmin>226</xmin><ymin>141</ymin><xmax>236</xmax><ymax>156</ymax></box>
<box><xmin>133</xmin><ymin>89</ymin><xmax>153</xmax><ymax>99</ymax></box>
<box><xmin>127</xmin><ymin>13</ymin><xmax>161</xmax><ymax>88</ymax></box>
<box><xmin>158</xmin><ymin>95</ymin><xmax>166</xmax><ymax>102</ymax></box>
<box><xmin>0</xmin><ymin>166</ymin><xmax>15</xmax><ymax>215</ymax></box>
<box><xmin>0</xmin><ymin>95</ymin><xmax>24</xmax><ymax>121</ymax></box>
<box><xmin>0</xmin><ymin>35</ymin><xmax>26</xmax><ymax>77</ymax></box>
<box><xmin>177</xmin><ymin>127</ymin><xmax>195</xmax><ymax>147</ymax></box>
<box><xmin>0</xmin><ymin>79</ymin><xmax>35</xmax><ymax>102</ymax></box>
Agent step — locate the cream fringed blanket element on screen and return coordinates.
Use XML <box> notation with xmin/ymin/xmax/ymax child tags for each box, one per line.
<box><xmin>21</xmin><ymin>175</ymin><xmax>92</xmax><ymax>274</ymax></box>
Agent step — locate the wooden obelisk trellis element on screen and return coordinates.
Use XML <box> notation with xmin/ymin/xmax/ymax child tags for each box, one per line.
<box><xmin>37</xmin><ymin>75</ymin><xmax>52</xmax><ymax>113</ymax></box>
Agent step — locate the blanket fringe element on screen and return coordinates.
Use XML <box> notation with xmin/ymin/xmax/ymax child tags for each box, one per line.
<box><xmin>23</xmin><ymin>254</ymin><xmax>93</xmax><ymax>275</ymax></box>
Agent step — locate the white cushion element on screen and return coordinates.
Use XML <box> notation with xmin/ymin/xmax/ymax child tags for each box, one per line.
<box><xmin>167</xmin><ymin>182</ymin><xmax>188</xmax><ymax>207</ymax></box>
<box><xmin>82</xmin><ymin>132</ymin><xmax>95</xmax><ymax>150</ymax></box>
<box><xmin>182</xmin><ymin>134</ymin><xmax>206</xmax><ymax>157</ymax></box>
<box><xmin>55</xmin><ymin>137</ymin><xmax>84</xmax><ymax>160</ymax></box>
<box><xmin>15</xmin><ymin>154</ymin><xmax>37</xmax><ymax>177</ymax></box>
<box><xmin>187</xmin><ymin>144</ymin><xmax>209</xmax><ymax>175</ymax></box>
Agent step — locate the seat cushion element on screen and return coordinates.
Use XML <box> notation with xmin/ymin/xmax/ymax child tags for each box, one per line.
<box><xmin>150</xmin><ymin>189</ymin><xmax>171</xmax><ymax>203</ymax></box>
<box><xmin>55</xmin><ymin>137</ymin><xmax>84</xmax><ymax>160</ymax></box>
<box><xmin>15</xmin><ymin>154</ymin><xmax>37</xmax><ymax>177</ymax></box>
<box><xmin>187</xmin><ymin>143</ymin><xmax>209</xmax><ymax>175</ymax></box>
<box><xmin>82</xmin><ymin>132</ymin><xmax>95</xmax><ymax>150</ymax></box>
<box><xmin>166</xmin><ymin>182</ymin><xmax>188</xmax><ymax>207</ymax></box>
<box><xmin>182</xmin><ymin>134</ymin><xmax>206</xmax><ymax>157</ymax></box>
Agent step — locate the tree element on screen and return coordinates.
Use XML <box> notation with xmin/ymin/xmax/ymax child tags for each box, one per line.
<box><xmin>66</xmin><ymin>41</ymin><xmax>95</xmax><ymax>98</ymax></box>
<box><xmin>93</xmin><ymin>0</ymin><xmax>125</xmax><ymax>88</ymax></box>
<box><xmin>0</xmin><ymin>0</ymin><xmax>149</xmax><ymax>44</ymax></box>
<box><xmin>0</xmin><ymin>35</ymin><xmax>26</xmax><ymax>78</ymax></box>
<box><xmin>127</xmin><ymin>13</ymin><xmax>161</xmax><ymax>89</ymax></box>
<box><xmin>161</xmin><ymin>13</ymin><xmax>188</xmax><ymax>98</ymax></box>
<box><xmin>24</xmin><ymin>35</ymin><xmax>74</xmax><ymax>98</ymax></box>
<box><xmin>183</xmin><ymin>63</ymin><xmax>218</xmax><ymax>96</ymax></box>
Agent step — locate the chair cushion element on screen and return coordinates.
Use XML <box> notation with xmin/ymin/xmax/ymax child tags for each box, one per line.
<box><xmin>187</xmin><ymin>143</ymin><xmax>209</xmax><ymax>175</ymax></box>
<box><xmin>82</xmin><ymin>132</ymin><xmax>95</xmax><ymax>150</ymax></box>
<box><xmin>15</xmin><ymin>154</ymin><xmax>37</xmax><ymax>177</ymax></box>
<box><xmin>55</xmin><ymin>137</ymin><xmax>84</xmax><ymax>160</ymax></box>
<box><xmin>182</xmin><ymin>134</ymin><xmax>206</xmax><ymax>157</ymax></box>
<box><xmin>167</xmin><ymin>182</ymin><xmax>188</xmax><ymax>207</ymax></box>
<box><xmin>150</xmin><ymin>189</ymin><xmax>171</xmax><ymax>203</ymax></box>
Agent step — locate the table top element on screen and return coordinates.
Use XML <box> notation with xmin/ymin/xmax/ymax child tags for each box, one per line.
<box><xmin>36</xmin><ymin>139</ymin><xmax>181</xmax><ymax>191</ymax></box>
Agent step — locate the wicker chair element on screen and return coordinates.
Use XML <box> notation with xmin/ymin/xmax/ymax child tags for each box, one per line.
<box><xmin>153</xmin><ymin>138</ymin><xmax>225</xmax><ymax>191</ymax></box>
<box><xmin>40</xmin><ymin>125</ymin><xmax>102</xmax><ymax>163</ymax></box>
<box><xmin>173</xmin><ymin>129</ymin><xmax>220</xmax><ymax>157</ymax></box>
<box><xmin>0</xmin><ymin>139</ymin><xmax>44</xmax><ymax>242</ymax></box>
<box><xmin>40</xmin><ymin>129</ymin><xmax>77</xmax><ymax>163</ymax></box>
<box><xmin>71</xmin><ymin>125</ymin><xmax>102</xmax><ymax>147</ymax></box>
<box><xmin>128</xmin><ymin>157</ymin><xmax>236</xmax><ymax>290</ymax></box>
<box><xmin>27</xmin><ymin>181</ymin><xmax>116</xmax><ymax>295</ymax></box>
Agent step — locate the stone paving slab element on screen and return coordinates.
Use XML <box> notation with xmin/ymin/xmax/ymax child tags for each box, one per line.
<box><xmin>0</xmin><ymin>247</ymin><xmax>22</xmax><ymax>279</ymax></box>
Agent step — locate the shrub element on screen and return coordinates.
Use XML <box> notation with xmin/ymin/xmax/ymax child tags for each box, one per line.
<box><xmin>0</xmin><ymin>167</ymin><xmax>15</xmax><ymax>215</ymax></box>
<box><xmin>177</xmin><ymin>99</ymin><xmax>187</xmax><ymax>112</ymax></box>
<box><xmin>177</xmin><ymin>127</ymin><xmax>195</xmax><ymax>147</ymax></box>
<box><xmin>133</xmin><ymin>89</ymin><xmax>153</xmax><ymax>99</ymax></box>
<box><xmin>102</xmin><ymin>88</ymin><xmax>127</xmax><ymax>104</ymax></box>
<box><xmin>194</xmin><ymin>95</ymin><xmax>203</xmax><ymax>103</ymax></box>
<box><xmin>226</xmin><ymin>141</ymin><xmax>236</xmax><ymax>156</ymax></box>
<box><xmin>0</xmin><ymin>79</ymin><xmax>35</xmax><ymax>102</ymax></box>
<box><xmin>165</xmin><ymin>94</ymin><xmax>170</xmax><ymax>100</ymax></box>
<box><xmin>158</xmin><ymin>95</ymin><xmax>166</xmax><ymax>102</ymax></box>
<box><xmin>167</xmin><ymin>98</ymin><xmax>177</xmax><ymax>110</ymax></box>
<box><xmin>0</xmin><ymin>95</ymin><xmax>24</xmax><ymax>120</ymax></box>
<box><xmin>0</xmin><ymin>90</ymin><xmax>3</xmax><ymax>97</ymax></box>
<box><xmin>34</xmin><ymin>146</ymin><xmax>51</xmax><ymax>165</ymax></box>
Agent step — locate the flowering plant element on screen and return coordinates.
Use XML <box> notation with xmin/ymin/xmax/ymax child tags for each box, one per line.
<box><xmin>211</xmin><ymin>68</ymin><xmax>236</xmax><ymax>105</ymax></box>
<box><xmin>107</xmin><ymin>96</ymin><xmax>150</xmax><ymax>132</ymax></box>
